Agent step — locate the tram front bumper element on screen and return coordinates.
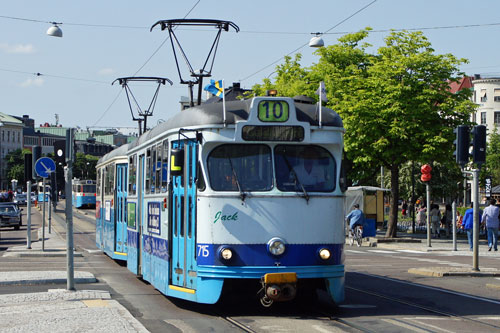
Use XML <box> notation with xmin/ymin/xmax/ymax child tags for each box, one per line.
<box><xmin>261</xmin><ymin>272</ymin><xmax>297</xmax><ymax>302</ymax></box>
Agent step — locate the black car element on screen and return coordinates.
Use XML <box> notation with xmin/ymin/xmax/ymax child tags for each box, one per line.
<box><xmin>0</xmin><ymin>203</ymin><xmax>22</xmax><ymax>230</ymax></box>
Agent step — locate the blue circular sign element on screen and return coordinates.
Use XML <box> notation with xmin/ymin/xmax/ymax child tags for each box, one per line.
<box><xmin>35</xmin><ymin>157</ymin><xmax>56</xmax><ymax>178</ymax></box>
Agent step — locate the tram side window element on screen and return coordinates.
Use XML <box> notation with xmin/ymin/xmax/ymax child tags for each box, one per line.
<box><xmin>146</xmin><ymin>148</ymin><xmax>151</xmax><ymax>194</ymax></box>
<box><xmin>274</xmin><ymin>145</ymin><xmax>336</xmax><ymax>192</ymax></box>
<box><xmin>161</xmin><ymin>140</ymin><xmax>168</xmax><ymax>193</ymax></box>
<box><xmin>155</xmin><ymin>144</ymin><xmax>162</xmax><ymax>194</ymax></box>
<box><xmin>129</xmin><ymin>155</ymin><xmax>137</xmax><ymax>196</ymax></box>
<box><xmin>96</xmin><ymin>169</ymin><xmax>101</xmax><ymax>197</ymax></box>
<box><xmin>207</xmin><ymin>144</ymin><xmax>272</xmax><ymax>192</ymax></box>
<box><xmin>104</xmin><ymin>165</ymin><xmax>114</xmax><ymax>195</ymax></box>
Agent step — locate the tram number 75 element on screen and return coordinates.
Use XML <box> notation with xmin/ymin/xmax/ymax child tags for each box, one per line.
<box><xmin>197</xmin><ymin>245</ymin><xmax>210</xmax><ymax>257</ymax></box>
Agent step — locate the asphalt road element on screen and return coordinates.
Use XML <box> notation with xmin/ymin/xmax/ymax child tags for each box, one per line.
<box><xmin>1</xmin><ymin>203</ymin><xmax>500</xmax><ymax>332</ymax></box>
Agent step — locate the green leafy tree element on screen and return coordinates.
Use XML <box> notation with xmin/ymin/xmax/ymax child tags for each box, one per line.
<box><xmin>73</xmin><ymin>152</ymin><xmax>99</xmax><ymax>180</ymax></box>
<box><xmin>5</xmin><ymin>149</ymin><xmax>31</xmax><ymax>187</ymax></box>
<box><xmin>253</xmin><ymin>29</ymin><xmax>476</xmax><ymax>237</ymax></box>
<box><xmin>484</xmin><ymin>125</ymin><xmax>500</xmax><ymax>186</ymax></box>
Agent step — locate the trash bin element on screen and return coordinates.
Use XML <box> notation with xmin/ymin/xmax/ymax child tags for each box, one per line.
<box><xmin>363</xmin><ymin>218</ymin><xmax>376</xmax><ymax>237</ymax></box>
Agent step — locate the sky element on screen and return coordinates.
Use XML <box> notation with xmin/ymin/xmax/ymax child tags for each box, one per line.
<box><xmin>1</xmin><ymin>0</ymin><xmax>500</xmax><ymax>133</ymax></box>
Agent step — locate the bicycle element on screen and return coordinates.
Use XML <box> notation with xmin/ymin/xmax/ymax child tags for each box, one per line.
<box><xmin>349</xmin><ymin>225</ymin><xmax>363</xmax><ymax>247</ymax></box>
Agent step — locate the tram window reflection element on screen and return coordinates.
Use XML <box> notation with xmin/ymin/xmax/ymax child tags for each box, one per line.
<box><xmin>208</xmin><ymin>144</ymin><xmax>272</xmax><ymax>192</ymax></box>
<box><xmin>275</xmin><ymin>145</ymin><xmax>336</xmax><ymax>192</ymax></box>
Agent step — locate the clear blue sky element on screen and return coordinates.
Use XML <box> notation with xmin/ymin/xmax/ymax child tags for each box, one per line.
<box><xmin>1</xmin><ymin>0</ymin><xmax>500</xmax><ymax>131</ymax></box>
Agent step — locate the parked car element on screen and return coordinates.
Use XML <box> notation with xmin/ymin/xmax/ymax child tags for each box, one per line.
<box><xmin>0</xmin><ymin>203</ymin><xmax>22</xmax><ymax>230</ymax></box>
<box><xmin>13</xmin><ymin>193</ymin><xmax>27</xmax><ymax>206</ymax></box>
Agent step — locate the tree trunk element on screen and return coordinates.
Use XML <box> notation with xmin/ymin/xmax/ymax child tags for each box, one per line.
<box><xmin>385</xmin><ymin>164</ymin><xmax>400</xmax><ymax>238</ymax></box>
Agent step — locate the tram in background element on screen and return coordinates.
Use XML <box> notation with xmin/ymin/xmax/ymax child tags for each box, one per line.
<box><xmin>72</xmin><ymin>179</ymin><xmax>97</xmax><ymax>208</ymax></box>
<box><xmin>36</xmin><ymin>181</ymin><xmax>51</xmax><ymax>202</ymax></box>
<box><xmin>95</xmin><ymin>144</ymin><xmax>129</xmax><ymax>260</ymax></box>
<box><xmin>96</xmin><ymin>95</ymin><xmax>346</xmax><ymax>307</ymax></box>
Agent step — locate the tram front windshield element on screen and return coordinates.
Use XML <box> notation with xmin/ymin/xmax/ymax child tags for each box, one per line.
<box><xmin>207</xmin><ymin>144</ymin><xmax>272</xmax><ymax>191</ymax></box>
<box><xmin>275</xmin><ymin>145</ymin><xmax>335</xmax><ymax>192</ymax></box>
<box><xmin>207</xmin><ymin>144</ymin><xmax>336</xmax><ymax>193</ymax></box>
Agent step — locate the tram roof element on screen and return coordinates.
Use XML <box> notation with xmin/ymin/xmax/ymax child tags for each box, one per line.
<box><xmin>97</xmin><ymin>142</ymin><xmax>130</xmax><ymax>165</ymax></box>
<box><xmin>129</xmin><ymin>98</ymin><xmax>343</xmax><ymax>150</ymax></box>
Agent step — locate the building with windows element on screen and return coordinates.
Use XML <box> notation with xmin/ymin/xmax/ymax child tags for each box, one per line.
<box><xmin>0</xmin><ymin>113</ymin><xmax>24</xmax><ymax>189</ymax></box>
<box><xmin>471</xmin><ymin>75</ymin><xmax>500</xmax><ymax>132</ymax></box>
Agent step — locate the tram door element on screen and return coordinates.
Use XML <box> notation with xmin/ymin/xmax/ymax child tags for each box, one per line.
<box><xmin>115</xmin><ymin>164</ymin><xmax>127</xmax><ymax>254</ymax></box>
<box><xmin>137</xmin><ymin>155</ymin><xmax>145</xmax><ymax>276</ymax></box>
<box><xmin>170</xmin><ymin>140</ymin><xmax>198</xmax><ymax>290</ymax></box>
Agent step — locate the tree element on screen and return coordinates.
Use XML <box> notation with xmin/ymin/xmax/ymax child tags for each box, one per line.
<box><xmin>73</xmin><ymin>152</ymin><xmax>99</xmax><ymax>180</ymax></box>
<box><xmin>253</xmin><ymin>29</ymin><xmax>476</xmax><ymax>237</ymax></box>
<box><xmin>5</xmin><ymin>149</ymin><xmax>31</xmax><ymax>188</ymax></box>
<box><xmin>483</xmin><ymin>125</ymin><xmax>500</xmax><ymax>186</ymax></box>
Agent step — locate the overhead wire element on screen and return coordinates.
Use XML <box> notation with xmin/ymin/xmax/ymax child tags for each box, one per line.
<box><xmin>93</xmin><ymin>0</ymin><xmax>201</xmax><ymax>126</ymax></box>
<box><xmin>239</xmin><ymin>0</ymin><xmax>377</xmax><ymax>82</ymax></box>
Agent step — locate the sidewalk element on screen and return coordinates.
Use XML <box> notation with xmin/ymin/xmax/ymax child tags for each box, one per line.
<box><xmin>349</xmin><ymin>229</ymin><xmax>500</xmax><ymax>278</ymax></box>
<box><xmin>0</xmin><ymin>209</ymin><xmax>149</xmax><ymax>332</ymax></box>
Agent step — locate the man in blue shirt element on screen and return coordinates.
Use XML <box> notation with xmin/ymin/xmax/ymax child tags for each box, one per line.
<box><xmin>346</xmin><ymin>204</ymin><xmax>365</xmax><ymax>231</ymax></box>
<box><xmin>462</xmin><ymin>203</ymin><xmax>482</xmax><ymax>251</ymax></box>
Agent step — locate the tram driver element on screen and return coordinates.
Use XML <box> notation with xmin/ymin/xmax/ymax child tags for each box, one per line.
<box><xmin>292</xmin><ymin>149</ymin><xmax>326</xmax><ymax>189</ymax></box>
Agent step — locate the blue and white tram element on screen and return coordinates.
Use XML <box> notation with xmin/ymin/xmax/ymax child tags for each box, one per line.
<box><xmin>96</xmin><ymin>144</ymin><xmax>129</xmax><ymax>261</ymax></box>
<box><xmin>72</xmin><ymin>179</ymin><xmax>97</xmax><ymax>208</ymax></box>
<box><xmin>36</xmin><ymin>182</ymin><xmax>50</xmax><ymax>202</ymax></box>
<box><xmin>98</xmin><ymin>96</ymin><xmax>346</xmax><ymax>306</ymax></box>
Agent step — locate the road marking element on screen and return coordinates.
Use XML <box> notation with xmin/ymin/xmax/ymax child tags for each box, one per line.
<box><xmin>397</xmin><ymin>250</ymin><xmax>426</xmax><ymax>254</ymax></box>
<box><xmin>476</xmin><ymin>316</ymin><xmax>500</xmax><ymax>320</ymax></box>
<box><xmin>368</xmin><ymin>250</ymin><xmax>398</xmax><ymax>254</ymax></box>
<box><xmin>345</xmin><ymin>250</ymin><xmax>365</xmax><ymax>254</ymax></box>
<box><xmin>358</xmin><ymin>272</ymin><xmax>500</xmax><ymax>305</ymax></box>
<box><xmin>406</xmin><ymin>318</ymin><xmax>456</xmax><ymax>332</ymax></box>
<box><xmin>381</xmin><ymin>318</ymin><xmax>430</xmax><ymax>332</ymax></box>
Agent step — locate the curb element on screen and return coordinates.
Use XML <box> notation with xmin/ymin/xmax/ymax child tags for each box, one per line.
<box><xmin>408</xmin><ymin>267</ymin><xmax>500</xmax><ymax>277</ymax></box>
<box><xmin>0</xmin><ymin>271</ymin><xmax>97</xmax><ymax>286</ymax></box>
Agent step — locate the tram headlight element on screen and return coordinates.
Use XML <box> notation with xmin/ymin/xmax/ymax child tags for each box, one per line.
<box><xmin>319</xmin><ymin>248</ymin><xmax>331</xmax><ymax>260</ymax></box>
<box><xmin>267</xmin><ymin>237</ymin><xmax>286</xmax><ymax>256</ymax></box>
<box><xmin>219</xmin><ymin>247</ymin><xmax>233</xmax><ymax>261</ymax></box>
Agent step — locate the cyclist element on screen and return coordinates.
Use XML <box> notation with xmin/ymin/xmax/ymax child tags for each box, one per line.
<box><xmin>346</xmin><ymin>203</ymin><xmax>365</xmax><ymax>234</ymax></box>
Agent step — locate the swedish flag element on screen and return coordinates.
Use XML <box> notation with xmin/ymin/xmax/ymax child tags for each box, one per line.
<box><xmin>204</xmin><ymin>79</ymin><xmax>224</xmax><ymax>98</ymax></box>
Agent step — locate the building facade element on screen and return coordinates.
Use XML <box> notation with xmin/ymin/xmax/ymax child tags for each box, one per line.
<box><xmin>0</xmin><ymin>113</ymin><xmax>24</xmax><ymax>189</ymax></box>
<box><xmin>471</xmin><ymin>76</ymin><xmax>500</xmax><ymax>132</ymax></box>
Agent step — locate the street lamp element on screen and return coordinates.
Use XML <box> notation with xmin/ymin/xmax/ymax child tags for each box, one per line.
<box><xmin>47</xmin><ymin>22</ymin><xmax>63</xmax><ymax>37</ymax></box>
<box><xmin>309</xmin><ymin>33</ymin><xmax>324</xmax><ymax>48</ymax></box>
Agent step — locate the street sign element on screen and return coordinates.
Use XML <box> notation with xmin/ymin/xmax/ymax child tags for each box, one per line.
<box><xmin>35</xmin><ymin>157</ymin><xmax>56</xmax><ymax>178</ymax></box>
<box><xmin>485</xmin><ymin>177</ymin><xmax>492</xmax><ymax>199</ymax></box>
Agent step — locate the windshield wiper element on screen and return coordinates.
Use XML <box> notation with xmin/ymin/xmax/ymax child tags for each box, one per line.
<box><xmin>227</xmin><ymin>156</ymin><xmax>246</xmax><ymax>201</ymax></box>
<box><xmin>282</xmin><ymin>155</ymin><xmax>309</xmax><ymax>203</ymax></box>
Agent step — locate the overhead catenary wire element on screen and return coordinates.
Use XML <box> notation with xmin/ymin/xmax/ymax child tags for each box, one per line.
<box><xmin>94</xmin><ymin>0</ymin><xmax>201</xmax><ymax>126</ymax></box>
<box><xmin>239</xmin><ymin>0</ymin><xmax>378</xmax><ymax>82</ymax></box>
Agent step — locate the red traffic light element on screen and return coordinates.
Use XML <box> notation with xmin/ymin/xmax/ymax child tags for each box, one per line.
<box><xmin>420</xmin><ymin>164</ymin><xmax>432</xmax><ymax>182</ymax></box>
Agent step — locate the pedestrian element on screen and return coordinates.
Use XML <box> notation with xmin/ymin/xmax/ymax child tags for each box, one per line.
<box><xmin>482</xmin><ymin>199</ymin><xmax>499</xmax><ymax>252</ymax></box>
<box><xmin>402</xmin><ymin>200</ymin><xmax>408</xmax><ymax>217</ymax></box>
<box><xmin>443</xmin><ymin>204</ymin><xmax>453</xmax><ymax>238</ymax></box>
<box><xmin>417</xmin><ymin>206</ymin><xmax>427</xmax><ymax>228</ymax></box>
<box><xmin>429</xmin><ymin>204</ymin><xmax>442</xmax><ymax>238</ymax></box>
<box><xmin>461</xmin><ymin>203</ymin><xmax>482</xmax><ymax>251</ymax></box>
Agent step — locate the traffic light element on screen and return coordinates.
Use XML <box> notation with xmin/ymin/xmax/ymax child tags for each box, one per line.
<box><xmin>454</xmin><ymin>125</ymin><xmax>470</xmax><ymax>167</ymax></box>
<box><xmin>53</xmin><ymin>140</ymin><xmax>66</xmax><ymax>166</ymax></box>
<box><xmin>420</xmin><ymin>164</ymin><xmax>432</xmax><ymax>182</ymax></box>
<box><xmin>24</xmin><ymin>153</ymin><xmax>33</xmax><ymax>181</ymax></box>
<box><xmin>471</xmin><ymin>125</ymin><xmax>486</xmax><ymax>165</ymax></box>
<box><xmin>32</xmin><ymin>145</ymin><xmax>41</xmax><ymax>179</ymax></box>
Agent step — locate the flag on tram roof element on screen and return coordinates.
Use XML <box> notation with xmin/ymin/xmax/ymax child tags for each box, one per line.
<box><xmin>315</xmin><ymin>81</ymin><xmax>328</xmax><ymax>102</ymax></box>
<box><xmin>204</xmin><ymin>79</ymin><xmax>224</xmax><ymax>98</ymax></box>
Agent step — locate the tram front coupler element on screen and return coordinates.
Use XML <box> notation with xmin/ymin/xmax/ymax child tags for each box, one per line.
<box><xmin>258</xmin><ymin>273</ymin><xmax>297</xmax><ymax>307</ymax></box>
